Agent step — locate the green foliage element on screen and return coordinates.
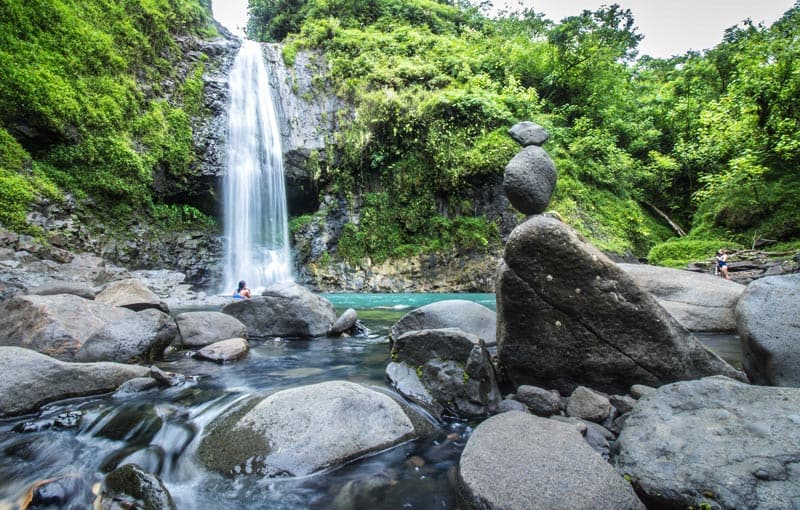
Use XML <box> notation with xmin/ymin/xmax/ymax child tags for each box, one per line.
<box><xmin>0</xmin><ymin>0</ymin><xmax>214</xmax><ymax>229</ymax></box>
<box><xmin>289</xmin><ymin>213</ymin><xmax>315</xmax><ymax>234</ymax></box>
<box><xmin>151</xmin><ymin>203</ymin><xmax>216</xmax><ymax>229</ymax></box>
<box><xmin>647</xmin><ymin>238</ymin><xmax>745</xmax><ymax>268</ymax></box>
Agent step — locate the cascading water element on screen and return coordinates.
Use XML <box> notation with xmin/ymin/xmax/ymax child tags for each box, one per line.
<box><xmin>222</xmin><ymin>39</ymin><xmax>292</xmax><ymax>292</ymax></box>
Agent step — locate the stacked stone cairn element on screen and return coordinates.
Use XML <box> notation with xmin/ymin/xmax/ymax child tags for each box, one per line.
<box><xmin>453</xmin><ymin>121</ymin><xmax>800</xmax><ymax>510</ymax></box>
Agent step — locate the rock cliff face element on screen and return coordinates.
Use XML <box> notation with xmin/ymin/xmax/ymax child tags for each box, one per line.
<box><xmin>262</xmin><ymin>44</ymin><xmax>351</xmax><ymax>217</ymax></box>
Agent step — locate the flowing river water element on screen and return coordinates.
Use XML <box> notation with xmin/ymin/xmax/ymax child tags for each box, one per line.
<box><xmin>0</xmin><ymin>293</ymin><xmax>740</xmax><ymax>509</ymax></box>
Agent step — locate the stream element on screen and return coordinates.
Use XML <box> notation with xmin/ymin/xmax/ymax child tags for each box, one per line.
<box><xmin>0</xmin><ymin>293</ymin><xmax>739</xmax><ymax>509</ymax></box>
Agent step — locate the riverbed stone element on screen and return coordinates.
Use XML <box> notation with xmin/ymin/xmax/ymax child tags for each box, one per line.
<box><xmin>458</xmin><ymin>411</ymin><xmax>644</xmax><ymax>510</ymax></box>
<box><xmin>503</xmin><ymin>145</ymin><xmax>557</xmax><ymax>215</ymax></box>
<box><xmin>197</xmin><ymin>380</ymin><xmax>432</xmax><ymax>477</ymax></box>
<box><xmin>102</xmin><ymin>463</ymin><xmax>176</xmax><ymax>510</ymax></box>
<box><xmin>175</xmin><ymin>311</ymin><xmax>248</xmax><ymax>348</ymax></box>
<box><xmin>73</xmin><ymin>308</ymin><xmax>177</xmax><ymax>363</ymax></box>
<box><xmin>388</xmin><ymin>328</ymin><xmax>501</xmax><ymax>418</ymax></box>
<box><xmin>616</xmin><ymin>375</ymin><xmax>800</xmax><ymax>509</ymax></box>
<box><xmin>195</xmin><ymin>338</ymin><xmax>249</xmax><ymax>363</ymax></box>
<box><xmin>567</xmin><ymin>386</ymin><xmax>612</xmax><ymax>423</ymax></box>
<box><xmin>619</xmin><ymin>263</ymin><xmax>745</xmax><ymax>332</ymax></box>
<box><xmin>514</xmin><ymin>385</ymin><xmax>563</xmax><ymax>417</ymax></box>
<box><xmin>95</xmin><ymin>278</ymin><xmax>168</xmax><ymax>313</ymax></box>
<box><xmin>508</xmin><ymin>121</ymin><xmax>549</xmax><ymax>147</ymax></box>
<box><xmin>0</xmin><ymin>294</ymin><xmax>136</xmax><ymax>360</ymax></box>
<box><xmin>497</xmin><ymin>215</ymin><xmax>745</xmax><ymax>395</ymax></box>
<box><xmin>736</xmin><ymin>273</ymin><xmax>800</xmax><ymax>386</ymax></box>
<box><xmin>221</xmin><ymin>282</ymin><xmax>335</xmax><ymax>338</ymax></box>
<box><xmin>0</xmin><ymin>346</ymin><xmax>148</xmax><ymax>416</ymax></box>
<box><xmin>329</xmin><ymin>308</ymin><xmax>358</xmax><ymax>336</ymax></box>
<box><xmin>390</xmin><ymin>299</ymin><xmax>496</xmax><ymax>346</ymax></box>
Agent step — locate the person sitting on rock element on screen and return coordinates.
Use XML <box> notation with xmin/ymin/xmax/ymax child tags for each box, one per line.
<box><xmin>233</xmin><ymin>280</ymin><xmax>252</xmax><ymax>299</ymax></box>
<box><xmin>716</xmin><ymin>250</ymin><xmax>731</xmax><ymax>280</ymax></box>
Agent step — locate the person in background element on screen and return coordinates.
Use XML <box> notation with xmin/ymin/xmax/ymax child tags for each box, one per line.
<box><xmin>716</xmin><ymin>249</ymin><xmax>731</xmax><ymax>280</ymax></box>
<box><xmin>233</xmin><ymin>280</ymin><xmax>252</xmax><ymax>299</ymax></box>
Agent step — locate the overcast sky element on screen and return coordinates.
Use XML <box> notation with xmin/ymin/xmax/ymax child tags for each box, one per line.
<box><xmin>492</xmin><ymin>0</ymin><xmax>795</xmax><ymax>58</ymax></box>
<box><xmin>211</xmin><ymin>0</ymin><xmax>796</xmax><ymax>58</ymax></box>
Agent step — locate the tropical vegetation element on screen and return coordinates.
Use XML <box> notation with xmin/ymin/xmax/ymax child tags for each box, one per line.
<box><xmin>1</xmin><ymin>0</ymin><xmax>798</xmax><ymax>269</ymax></box>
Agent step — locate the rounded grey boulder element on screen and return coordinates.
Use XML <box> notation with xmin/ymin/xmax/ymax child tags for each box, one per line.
<box><xmin>736</xmin><ymin>273</ymin><xmax>800</xmax><ymax>386</ymax></box>
<box><xmin>195</xmin><ymin>338</ymin><xmax>249</xmax><ymax>363</ymax></box>
<box><xmin>459</xmin><ymin>411</ymin><xmax>644</xmax><ymax>510</ymax></box>
<box><xmin>74</xmin><ymin>308</ymin><xmax>177</xmax><ymax>363</ymax></box>
<box><xmin>96</xmin><ymin>278</ymin><xmax>168</xmax><ymax>313</ymax></box>
<box><xmin>0</xmin><ymin>294</ymin><xmax>135</xmax><ymax>360</ymax></box>
<box><xmin>503</xmin><ymin>145</ymin><xmax>557</xmax><ymax>215</ymax></box>
<box><xmin>176</xmin><ymin>311</ymin><xmax>248</xmax><ymax>348</ymax></box>
<box><xmin>390</xmin><ymin>299</ymin><xmax>496</xmax><ymax>346</ymax></box>
<box><xmin>0</xmin><ymin>346</ymin><xmax>149</xmax><ymax>416</ymax></box>
<box><xmin>197</xmin><ymin>380</ymin><xmax>431</xmax><ymax>477</ymax></box>
<box><xmin>619</xmin><ymin>263</ymin><xmax>744</xmax><ymax>332</ymax></box>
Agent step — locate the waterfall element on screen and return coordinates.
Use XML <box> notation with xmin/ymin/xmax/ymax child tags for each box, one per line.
<box><xmin>222</xmin><ymin>39</ymin><xmax>292</xmax><ymax>293</ymax></box>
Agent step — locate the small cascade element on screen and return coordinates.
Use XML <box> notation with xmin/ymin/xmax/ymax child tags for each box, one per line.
<box><xmin>222</xmin><ymin>39</ymin><xmax>292</xmax><ymax>292</ymax></box>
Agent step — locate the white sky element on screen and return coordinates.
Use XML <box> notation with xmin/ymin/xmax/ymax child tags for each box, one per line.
<box><xmin>492</xmin><ymin>0</ymin><xmax>796</xmax><ymax>58</ymax></box>
<box><xmin>211</xmin><ymin>0</ymin><xmax>796</xmax><ymax>58</ymax></box>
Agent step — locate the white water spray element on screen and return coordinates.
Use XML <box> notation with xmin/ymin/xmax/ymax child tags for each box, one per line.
<box><xmin>222</xmin><ymin>39</ymin><xmax>292</xmax><ymax>292</ymax></box>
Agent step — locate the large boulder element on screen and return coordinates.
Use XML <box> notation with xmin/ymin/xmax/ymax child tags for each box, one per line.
<box><xmin>197</xmin><ymin>381</ymin><xmax>432</xmax><ymax>477</ymax></box>
<box><xmin>175</xmin><ymin>311</ymin><xmax>248</xmax><ymax>348</ymax></box>
<box><xmin>0</xmin><ymin>347</ymin><xmax>149</xmax><ymax>416</ymax></box>
<box><xmin>736</xmin><ymin>273</ymin><xmax>800</xmax><ymax>386</ymax></box>
<box><xmin>387</xmin><ymin>328</ymin><xmax>501</xmax><ymax>419</ymax></box>
<box><xmin>458</xmin><ymin>411</ymin><xmax>644</xmax><ymax>510</ymax></box>
<box><xmin>95</xmin><ymin>278</ymin><xmax>168</xmax><ymax>313</ymax></box>
<box><xmin>0</xmin><ymin>294</ymin><xmax>136</xmax><ymax>360</ymax></box>
<box><xmin>616</xmin><ymin>376</ymin><xmax>800</xmax><ymax>509</ymax></box>
<box><xmin>390</xmin><ymin>300</ymin><xmax>496</xmax><ymax>346</ymax></box>
<box><xmin>503</xmin><ymin>145</ymin><xmax>557</xmax><ymax>215</ymax></box>
<box><xmin>497</xmin><ymin>216</ymin><xmax>745</xmax><ymax>395</ymax></box>
<box><xmin>619</xmin><ymin>263</ymin><xmax>745</xmax><ymax>332</ymax></box>
<box><xmin>221</xmin><ymin>282</ymin><xmax>335</xmax><ymax>338</ymax></box>
<box><xmin>73</xmin><ymin>308</ymin><xmax>178</xmax><ymax>363</ymax></box>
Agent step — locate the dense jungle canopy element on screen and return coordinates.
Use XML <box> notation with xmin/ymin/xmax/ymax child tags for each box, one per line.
<box><xmin>1</xmin><ymin>0</ymin><xmax>799</xmax><ymax>268</ymax></box>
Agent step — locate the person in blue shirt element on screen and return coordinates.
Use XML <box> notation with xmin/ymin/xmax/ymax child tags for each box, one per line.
<box><xmin>233</xmin><ymin>280</ymin><xmax>252</xmax><ymax>299</ymax></box>
<box><xmin>716</xmin><ymin>250</ymin><xmax>731</xmax><ymax>280</ymax></box>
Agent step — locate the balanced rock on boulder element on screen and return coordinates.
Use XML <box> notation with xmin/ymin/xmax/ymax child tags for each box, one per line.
<box><xmin>497</xmin><ymin>215</ymin><xmax>745</xmax><ymax>395</ymax></box>
<box><xmin>503</xmin><ymin>145</ymin><xmax>557</xmax><ymax>215</ymax></box>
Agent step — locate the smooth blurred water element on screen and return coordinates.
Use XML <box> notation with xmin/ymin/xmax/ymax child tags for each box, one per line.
<box><xmin>0</xmin><ymin>294</ymin><xmax>491</xmax><ymax>510</ymax></box>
